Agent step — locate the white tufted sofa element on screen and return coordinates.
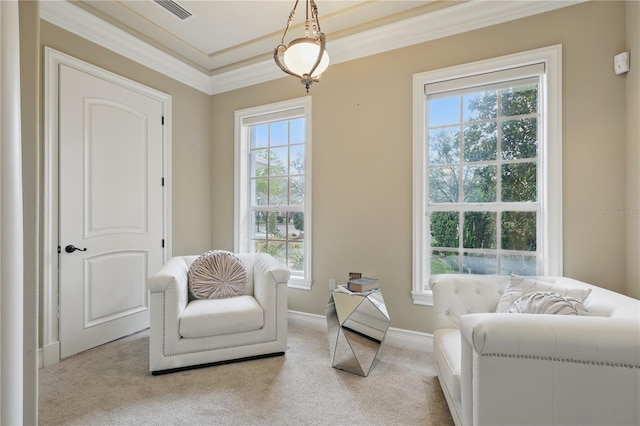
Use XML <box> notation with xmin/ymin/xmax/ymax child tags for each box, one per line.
<box><xmin>430</xmin><ymin>274</ymin><xmax>640</xmax><ymax>426</ymax></box>
<box><xmin>148</xmin><ymin>253</ymin><xmax>289</xmax><ymax>374</ymax></box>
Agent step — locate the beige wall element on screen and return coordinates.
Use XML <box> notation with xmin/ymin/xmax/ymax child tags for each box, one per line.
<box><xmin>39</xmin><ymin>22</ymin><xmax>213</xmax><ymax>256</ymax></box>
<box><xmin>211</xmin><ymin>1</ymin><xmax>631</xmax><ymax>332</ymax></box>
<box><xmin>20</xmin><ymin>1</ymin><xmax>40</xmax><ymax>424</ymax></box>
<box><xmin>626</xmin><ymin>1</ymin><xmax>640</xmax><ymax>299</ymax></box>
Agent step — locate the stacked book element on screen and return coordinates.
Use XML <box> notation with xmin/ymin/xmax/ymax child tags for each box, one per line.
<box><xmin>347</xmin><ymin>276</ymin><xmax>380</xmax><ymax>292</ymax></box>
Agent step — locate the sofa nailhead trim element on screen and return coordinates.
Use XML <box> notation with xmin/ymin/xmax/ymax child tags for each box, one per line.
<box><xmin>482</xmin><ymin>353</ymin><xmax>640</xmax><ymax>369</ymax></box>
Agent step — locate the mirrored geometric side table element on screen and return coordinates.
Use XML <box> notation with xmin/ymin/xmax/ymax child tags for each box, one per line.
<box><xmin>325</xmin><ymin>287</ymin><xmax>391</xmax><ymax>377</ymax></box>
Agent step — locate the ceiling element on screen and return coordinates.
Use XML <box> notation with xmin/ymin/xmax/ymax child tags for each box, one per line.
<box><xmin>40</xmin><ymin>0</ymin><xmax>584</xmax><ymax>94</ymax></box>
<box><xmin>72</xmin><ymin>0</ymin><xmax>447</xmax><ymax>75</ymax></box>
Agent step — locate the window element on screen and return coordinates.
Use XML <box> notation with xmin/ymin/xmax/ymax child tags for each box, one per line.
<box><xmin>412</xmin><ymin>46</ymin><xmax>562</xmax><ymax>305</ymax></box>
<box><xmin>235</xmin><ymin>97</ymin><xmax>312</xmax><ymax>289</ymax></box>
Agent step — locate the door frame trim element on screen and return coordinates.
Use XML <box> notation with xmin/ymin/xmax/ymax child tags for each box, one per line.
<box><xmin>43</xmin><ymin>47</ymin><xmax>172</xmax><ymax>366</ymax></box>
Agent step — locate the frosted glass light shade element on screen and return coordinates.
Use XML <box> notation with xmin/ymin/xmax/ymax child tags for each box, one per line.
<box><xmin>283</xmin><ymin>38</ymin><xmax>330</xmax><ymax>78</ymax></box>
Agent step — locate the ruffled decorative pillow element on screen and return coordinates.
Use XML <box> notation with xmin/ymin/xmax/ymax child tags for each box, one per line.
<box><xmin>496</xmin><ymin>274</ymin><xmax>592</xmax><ymax>313</ymax></box>
<box><xmin>507</xmin><ymin>291</ymin><xmax>590</xmax><ymax>316</ymax></box>
<box><xmin>188</xmin><ymin>250</ymin><xmax>248</xmax><ymax>300</ymax></box>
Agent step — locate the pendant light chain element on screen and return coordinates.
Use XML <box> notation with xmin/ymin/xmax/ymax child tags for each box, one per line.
<box><xmin>279</xmin><ymin>0</ymin><xmax>299</xmax><ymax>46</ymax></box>
<box><xmin>311</xmin><ymin>0</ymin><xmax>322</xmax><ymax>36</ymax></box>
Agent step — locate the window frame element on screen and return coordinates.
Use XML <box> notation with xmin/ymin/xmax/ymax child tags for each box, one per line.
<box><xmin>412</xmin><ymin>45</ymin><xmax>563</xmax><ymax>305</ymax></box>
<box><xmin>234</xmin><ymin>96</ymin><xmax>313</xmax><ymax>290</ymax></box>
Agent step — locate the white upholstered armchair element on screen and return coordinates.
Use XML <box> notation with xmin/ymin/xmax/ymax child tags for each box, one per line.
<box><xmin>148</xmin><ymin>253</ymin><xmax>289</xmax><ymax>374</ymax></box>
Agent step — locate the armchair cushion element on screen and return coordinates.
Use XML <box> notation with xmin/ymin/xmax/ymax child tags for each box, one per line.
<box><xmin>188</xmin><ymin>250</ymin><xmax>248</xmax><ymax>300</ymax></box>
<box><xmin>179</xmin><ymin>295</ymin><xmax>264</xmax><ymax>338</ymax></box>
<box><xmin>434</xmin><ymin>328</ymin><xmax>462</xmax><ymax>403</ymax></box>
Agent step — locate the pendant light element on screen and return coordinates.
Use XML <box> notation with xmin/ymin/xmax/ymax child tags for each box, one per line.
<box><xmin>274</xmin><ymin>0</ymin><xmax>329</xmax><ymax>92</ymax></box>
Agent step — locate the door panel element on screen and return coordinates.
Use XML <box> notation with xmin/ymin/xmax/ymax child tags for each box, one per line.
<box><xmin>59</xmin><ymin>64</ymin><xmax>164</xmax><ymax>358</ymax></box>
<box><xmin>85</xmin><ymin>100</ymin><xmax>149</xmax><ymax>236</ymax></box>
<box><xmin>85</xmin><ymin>251</ymin><xmax>148</xmax><ymax>327</ymax></box>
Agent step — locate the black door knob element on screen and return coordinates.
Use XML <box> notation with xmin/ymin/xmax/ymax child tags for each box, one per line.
<box><xmin>65</xmin><ymin>245</ymin><xmax>87</xmax><ymax>253</ymax></box>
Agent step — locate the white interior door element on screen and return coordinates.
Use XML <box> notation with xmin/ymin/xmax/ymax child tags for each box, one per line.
<box><xmin>59</xmin><ymin>64</ymin><xmax>165</xmax><ymax>358</ymax></box>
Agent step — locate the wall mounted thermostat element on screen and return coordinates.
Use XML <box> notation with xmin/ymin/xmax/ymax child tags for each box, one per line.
<box><xmin>614</xmin><ymin>51</ymin><xmax>630</xmax><ymax>75</ymax></box>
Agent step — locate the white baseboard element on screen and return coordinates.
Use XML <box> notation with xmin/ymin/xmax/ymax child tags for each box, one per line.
<box><xmin>287</xmin><ymin>310</ymin><xmax>433</xmax><ymax>352</ymax></box>
<box><xmin>40</xmin><ymin>341</ymin><xmax>60</xmax><ymax>368</ymax></box>
<box><xmin>288</xmin><ymin>309</ymin><xmax>327</xmax><ymax>330</ymax></box>
<box><xmin>39</xmin><ymin>310</ymin><xmax>433</xmax><ymax>368</ymax></box>
<box><xmin>386</xmin><ymin>326</ymin><xmax>434</xmax><ymax>352</ymax></box>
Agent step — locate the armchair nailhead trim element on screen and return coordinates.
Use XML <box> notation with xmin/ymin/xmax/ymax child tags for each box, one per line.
<box><xmin>481</xmin><ymin>353</ymin><xmax>640</xmax><ymax>369</ymax></box>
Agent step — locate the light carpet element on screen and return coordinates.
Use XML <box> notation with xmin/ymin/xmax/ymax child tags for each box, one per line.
<box><xmin>39</xmin><ymin>321</ymin><xmax>453</xmax><ymax>425</ymax></box>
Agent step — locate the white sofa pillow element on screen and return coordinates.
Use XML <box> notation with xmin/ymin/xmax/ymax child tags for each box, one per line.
<box><xmin>507</xmin><ymin>291</ymin><xmax>590</xmax><ymax>316</ymax></box>
<box><xmin>496</xmin><ymin>274</ymin><xmax>591</xmax><ymax>313</ymax></box>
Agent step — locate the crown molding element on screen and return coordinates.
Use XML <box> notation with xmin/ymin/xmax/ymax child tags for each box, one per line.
<box><xmin>210</xmin><ymin>61</ymin><xmax>284</xmax><ymax>95</ymax></box>
<box><xmin>210</xmin><ymin>0</ymin><xmax>585</xmax><ymax>95</ymax></box>
<box><xmin>39</xmin><ymin>0</ymin><xmax>212</xmax><ymax>94</ymax></box>
<box><xmin>327</xmin><ymin>0</ymin><xmax>586</xmax><ymax>65</ymax></box>
<box><xmin>40</xmin><ymin>0</ymin><xmax>586</xmax><ymax>96</ymax></box>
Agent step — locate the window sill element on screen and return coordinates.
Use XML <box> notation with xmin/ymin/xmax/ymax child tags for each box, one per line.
<box><xmin>411</xmin><ymin>290</ymin><xmax>433</xmax><ymax>306</ymax></box>
<box><xmin>288</xmin><ymin>277</ymin><xmax>312</xmax><ymax>290</ymax></box>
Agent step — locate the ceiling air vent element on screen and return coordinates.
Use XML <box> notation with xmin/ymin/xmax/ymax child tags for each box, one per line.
<box><xmin>153</xmin><ymin>0</ymin><xmax>192</xmax><ymax>20</ymax></box>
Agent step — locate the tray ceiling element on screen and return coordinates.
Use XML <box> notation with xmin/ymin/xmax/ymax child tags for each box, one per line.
<box><xmin>41</xmin><ymin>0</ymin><xmax>585</xmax><ymax>94</ymax></box>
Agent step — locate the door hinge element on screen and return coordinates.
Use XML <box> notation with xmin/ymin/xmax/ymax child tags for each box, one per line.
<box><xmin>161</xmin><ymin>177</ymin><xmax>165</xmax><ymax>187</ymax></box>
<box><xmin>162</xmin><ymin>239</ymin><xmax>165</xmax><ymax>248</ymax></box>
<box><xmin>161</xmin><ymin>116</ymin><xmax>165</xmax><ymax>125</ymax></box>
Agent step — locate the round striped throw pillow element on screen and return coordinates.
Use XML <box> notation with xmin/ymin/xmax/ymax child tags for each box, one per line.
<box><xmin>508</xmin><ymin>291</ymin><xmax>590</xmax><ymax>316</ymax></box>
<box><xmin>188</xmin><ymin>250</ymin><xmax>248</xmax><ymax>300</ymax></box>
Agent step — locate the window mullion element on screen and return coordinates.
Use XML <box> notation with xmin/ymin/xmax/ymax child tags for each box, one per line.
<box><xmin>458</xmin><ymin>210</ymin><xmax>464</xmax><ymax>273</ymax></box>
<box><xmin>457</xmin><ymin>95</ymin><xmax>464</xmax><ymax>272</ymax></box>
<box><xmin>496</xmin><ymin>88</ymin><xmax>503</xmax><ymax>204</ymax></box>
<box><xmin>496</xmin><ymin>88</ymin><xmax>503</xmax><ymax>274</ymax></box>
<box><xmin>458</xmin><ymin>96</ymin><xmax>464</xmax><ymax>205</ymax></box>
